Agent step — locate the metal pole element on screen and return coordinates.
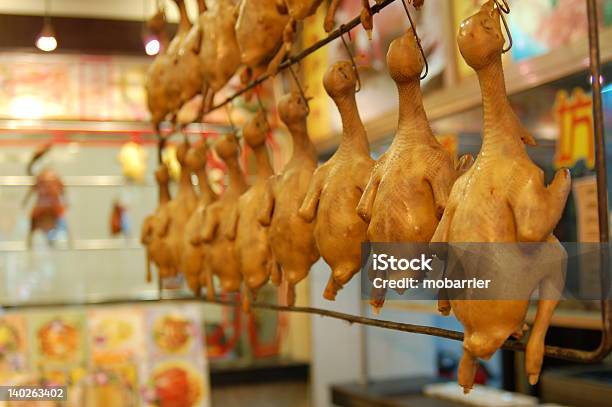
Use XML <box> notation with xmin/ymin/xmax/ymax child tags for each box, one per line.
<box><xmin>587</xmin><ymin>0</ymin><xmax>609</xmax><ymax>243</ymax></box>
<box><xmin>586</xmin><ymin>0</ymin><xmax>612</xmax><ymax>361</ymax></box>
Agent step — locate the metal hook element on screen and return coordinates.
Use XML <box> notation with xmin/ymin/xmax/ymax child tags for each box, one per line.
<box><xmin>255</xmin><ymin>89</ymin><xmax>266</xmax><ymax>115</ymax></box>
<box><xmin>224</xmin><ymin>103</ymin><xmax>237</xmax><ymax>135</ymax></box>
<box><xmin>493</xmin><ymin>0</ymin><xmax>513</xmax><ymax>53</ymax></box>
<box><xmin>494</xmin><ymin>0</ymin><xmax>510</xmax><ymax>14</ymax></box>
<box><xmin>288</xmin><ymin>64</ymin><xmax>311</xmax><ymax>115</ymax></box>
<box><xmin>339</xmin><ymin>26</ymin><xmax>361</xmax><ymax>93</ymax></box>
<box><xmin>255</xmin><ymin>88</ymin><xmax>270</xmax><ymax>133</ymax></box>
<box><xmin>400</xmin><ymin>0</ymin><xmax>429</xmax><ymax>80</ymax></box>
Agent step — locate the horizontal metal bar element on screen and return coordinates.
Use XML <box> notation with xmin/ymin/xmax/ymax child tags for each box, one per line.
<box><xmin>0</xmin><ymin>294</ymin><xmax>603</xmax><ymax>362</ymax></box>
<box><xmin>0</xmin><ymin>175</ymin><xmax>156</xmax><ymax>187</ymax></box>
<box><xmin>0</xmin><ymin>238</ymin><xmax>143</xmax><ymax>252</ymax></box>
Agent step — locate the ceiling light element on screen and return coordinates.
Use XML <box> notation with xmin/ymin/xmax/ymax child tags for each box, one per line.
<box><xmin>144</xmin><ymin>36</ymin><xmax>160</xmax><ymax>56</ymax></box>
<box><xmin>36</xmin><ymin>21</ymin><xmax>57</xmax><ymax>52</ymax></box>
<box><xmin>36</xmin><ymin>0</ymin><xmax>57</xmax><ymax>52</ymax></box>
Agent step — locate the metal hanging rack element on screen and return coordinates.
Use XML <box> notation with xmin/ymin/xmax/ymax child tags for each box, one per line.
<box><xmin>3</xmin><ymin>0</ymin><xmax>607</xmax><ymax>366</ymax></box>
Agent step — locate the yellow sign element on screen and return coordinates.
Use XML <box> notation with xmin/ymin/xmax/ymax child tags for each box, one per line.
<box><xmin>553</xmin><ymin>88</ymin><xmax>594</xmax><ymax>169</ymax></box>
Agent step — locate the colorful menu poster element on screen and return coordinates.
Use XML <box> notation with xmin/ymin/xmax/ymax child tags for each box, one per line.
<box><xmin>144</xmin><ymin>305</ymin><xmax>210</xmax><ymax>407</ymax></box>
<box><xmin>86</xmin><ymin>307</ymin><xmax>146</xmax><ymax>406</ymax></box>
<box><xmin>0</xmin><ymin>314</ymin><xmax>28</xmax><ymax>381</ymax></box>
<box><xmin>28</xmin><ymin>311</ymin><xmax>87</xmax><ymax>389</ymax></box>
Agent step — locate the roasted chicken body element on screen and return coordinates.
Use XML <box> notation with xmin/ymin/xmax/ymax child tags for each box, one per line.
<box><xmin>235</xmin><ymin>0</ymin><xmax>289</xmax><ymax>82</ymax></box>
<box><xmin>357</xmin><ymin>30</ymin><xmax>469</xmax><ymax>310</ymax></box>
<box><xmin>230</xmin><ymin>111</ymin><xmax>276</xmax><ymax>309</ymax></box>
<box><xmin>201</xmin><ymin>134</ymin><xmax>248</xmax><ymax>299</ymax></box>
<box><xmin>299</xmin><ymin>61</ymin><xmax>374</xmax><ymax>300</ymax></box>
<box><xmin>174</xmin><ymin>0</ymin><xmax>208</xmax><ymax>121</ymax></box>
<box><xmin>259</xmin><ymin>92</ymin><xmax>320</xmax><ymax>306</ymax></box>
<box><xmin>142</xmin><ymin>165</ymin><xmax>173</xmax><ymax>284</ymax></box>
<box><xmin>163</xmin><ymin>0</ymin><xmax>195</xmax><ymax>119</ymax></box>
<box><xmin>183</xmin><ymin>142</ymin><xmax>218</xmax><ymax>296</ymax></box>
<box><xmin>153</xmin><ymin>142</ymin><xmax>199</xmax><ymax>280</ymax></box>
<box><xmin>431</xmin><ymin>1</ymin><xmax>571</xmax><ymax>393</ymax></box>
<box><xmin>145</xmin><ymin>8</ymin><xmax>172</xmax><ymax>131</ymax></box>
<box><xmin>199</xmin><ymin>0</ymin><xmax>242</xmax><ymax>112</ymax></box>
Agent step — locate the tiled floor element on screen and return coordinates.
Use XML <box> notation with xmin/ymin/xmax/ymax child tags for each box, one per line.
<box><xmin>211</xmin><ymin>382</ymin><xmax>310</xmax><ymax>407</ymax></box>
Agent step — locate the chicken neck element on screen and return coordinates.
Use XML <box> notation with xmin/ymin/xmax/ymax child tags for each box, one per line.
<box><xmin>477</xmin><ymin>55</ymin><xmax>526</xmax><ymax>158</ymax></box>
<box><xmin>226</xmin><ymin>158</ymin><xmax>247</xmax><ymax>193</ymax></box>
<box><xmin>196</xmin><ymin>168</ymin><xmax>216</xmax><ymax>203</ymax></box>
<box><xmin>287</xmin><ymin>118</ymin><xmax>317</xmax><ymax>163</ymax></box>
<box><xmin>179</xmin><ymin>165</ymin><xmax>196</xmax><ymax>195</ymax></box>
<box><xmin>394</xmin><ymin>80</ymin><xmax>437</xmax><ymax>146</ymax></box>
<box><xmin>333</xmin><ymin>93</ymin><xmax>370</xmax><ymax>156</ymax></box>
<box><xmin>176</xmin><ymin>0</ymin><xmax>192</xmax><ymax>33</ymax></box>
<box><xmin>253</xmin><ymin>145</ymin><xmax>274</xmax><ymax>182</ymax></box>
<box><xmin>158</xmin><ymin>181</ymin><xmax>171</xmax><ymax>205</ymax></box>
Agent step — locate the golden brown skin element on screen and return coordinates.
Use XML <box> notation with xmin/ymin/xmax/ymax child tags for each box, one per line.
<box><xmin>174</xmin><ymin>0</ymin><xmax>208</xmax><ymax>123</ymax></box>
<box><xmin>199</xmin><ymin>0</ymin><xmax>242</xmax><ymax>114</ymax></box>
<box><xmin>431</xmin><ymin>1</ymin><xmax>571</xmax><ymax>393</ymax></box>
<box><xmin>159</xmin><ymin>0</ymin><xmax>194</xmax><ymax>124</ymax></box>
<box><xmin>299</xmin><ymin>61</ymin><xmax>374</xmax><ymax>300</ymax></box>
<box><xmin>142</xmin><ymin>165</ymin><xmax>172</xmax><ymax>285</ymax></box>
<box><xmin>153</xmin><ymin>142</ymin><xmax>199</xmax><ymax>279</ymax></box>
<box><xmin>267</xmin><ymin>0</ymin><xmax>324</xmax><ymax>75</ymax></box>
<box><xmin>235</xmin><ymin>0</ymin><xmax>289</xmax><ymax>81</ymax></box>
<box><xmin>357</xmin><ymin>30</ymin><xmax>469</xmax><ymax>312</ymax></box>
<box><xmin>182</xmin><ymin>142</ymin><xmax>218</xmax><ymax>296</ymax></box>
<box><xmin>144</xmin><ymin>8</ymin><xmax>171</xmax><ymax>130</ymax></box>
<box><xmin>200</xmin><ymin>134</ymin><xmax>248</xmax><ymax>299</ymax></box>
<box><xmin>259</xmin><ymin>93</ymin><xmax>320</xmax><ymax>306</ymax></box>
<box><xmin>228</xmin><ymin>111</ymin><xmax>276</xmax><ymax>310</ymax></box>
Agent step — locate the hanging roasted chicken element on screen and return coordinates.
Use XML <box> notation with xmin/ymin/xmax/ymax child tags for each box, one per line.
<box><xmin>149</xmin><ymin>141</ymin><xmax>198</xmax><ymax>283</ymax></box>
<box><xmin>235</xmin><ymin>0</ymin><xmax>289</xmax><ymax>84</ymax></box>
<box><xmin>259</xmin><ymin>92</ymin><xmax>320</xmax><ymax>306</ymax></box>
<box><xmin>141</xmin><ymin>164</ymin><xmax>172</xmax><ymax>284</ymax></box>
<box><xmin>22</xmin><ymin>143</ymin><xmax>68</xmax><ymax>248</ymax></box>
<box><xmin>163</xmin><ymin>0</ymin><xmax>196</xmax><ymax>122</ymax></box>
<box><xmin>299</xmin><ymin>61</ymin><xmax>374</xmax><ymax>300</ymax></box>
<box><xmin>183</xmin><ymin>141</ymin><xmax>218</xmax><ymax>296</ymax></box>
<box><xmin>357</xmin><ymin>30</ymin><xmax>470</xmax><ymax>311</ymax></box>
<box><xmin>200</xmin><ymin>133</ymin><xmax>248</xmax><ymax>300</ymax></box>
<box><xmin>431</xmin><ymin>1</ymin><xmax>571</xmax><ymax>393</ymax></box>
<box><xmin>199</xmin><ymin>0</ymin><xmax>242</xmax><ymax>114</ymax></box>
<box><xmin>144</xmin><ymin>7</ymin><xmax>171</xmax><ymax>133</ymax></box>
<box><xmin>227</xmin><ymin>111</ymin><xmax>275</xmax><ymax>310</ymax></box>
<box><xmin>174</xmin><ymin>0</ymin><xmax>208</xmax><ymax>123</ymax></box>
